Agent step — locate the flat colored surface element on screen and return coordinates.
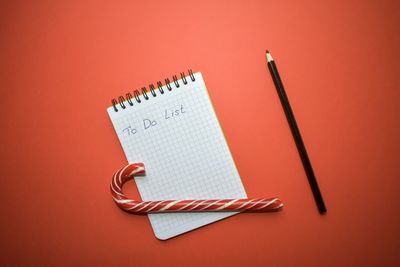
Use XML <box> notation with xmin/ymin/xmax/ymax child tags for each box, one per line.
<box><xmin>1</xmin><ymin>0</ymin><xmax>399</xmax><ymax>266</ymax></box>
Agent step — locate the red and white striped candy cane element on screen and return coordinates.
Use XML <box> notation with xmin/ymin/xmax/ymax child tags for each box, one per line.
<box><xmin>110</xmin><ymin>163</ymin><xmax>283</xmax><ymax>214</ymax></box>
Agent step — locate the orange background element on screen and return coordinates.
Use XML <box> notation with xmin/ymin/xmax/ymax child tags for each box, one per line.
<box><xmin>1</xmin><ymin>0</ymin><xmax>399</xmax><ymax>266</ymax></box>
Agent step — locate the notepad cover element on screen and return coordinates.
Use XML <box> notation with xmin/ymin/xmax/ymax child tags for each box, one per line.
<box><xmin>107</xmin><ymin>72</ymin><xmax>247</xmax><ymax>239</ymax></box>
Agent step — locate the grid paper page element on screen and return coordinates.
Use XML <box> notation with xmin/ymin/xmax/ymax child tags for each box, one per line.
<box><xmin>107</xmin><ymin>72</ymin><xmax>247</xmax><ymax>240</ymax></box>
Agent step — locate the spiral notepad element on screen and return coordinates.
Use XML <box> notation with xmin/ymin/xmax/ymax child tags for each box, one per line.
<box><xmin>107</xmin><ymin>71</ymin><xmax>247</xmax><ymax>240</ymax></box>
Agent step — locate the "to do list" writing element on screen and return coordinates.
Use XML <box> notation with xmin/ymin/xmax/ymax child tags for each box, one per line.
<box><xmin>122</xmin><ymin>104</ymin><xmax>186</xmax><ymax>136</ymax></box>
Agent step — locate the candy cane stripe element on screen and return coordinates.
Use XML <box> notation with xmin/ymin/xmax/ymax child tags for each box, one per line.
<box><xmin>176</xmin><ymin>200</ymin><xmax>198</xmax><ymax>211</ymax></box>
<box><xmin>146</xmin><ymin>200</ymin><xmax>168</xmax><ymax>212</ymax></box>
<box><xmin>215</xmin><ymin>199</ymin><xmax>240</xmax><ymax>210</ymax></box>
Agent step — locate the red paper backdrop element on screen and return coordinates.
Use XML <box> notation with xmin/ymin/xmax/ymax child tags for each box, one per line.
<box><xmin>1</xmin><ymin>0</ymin><xmax>399</xmax><ymax>266</ymax></box>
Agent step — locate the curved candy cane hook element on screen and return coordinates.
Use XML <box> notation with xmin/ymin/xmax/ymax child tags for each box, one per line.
<box><xmin>110</xmin><ymin>163</ymin><xmax>283</xmax><ymax>214</ymax></box>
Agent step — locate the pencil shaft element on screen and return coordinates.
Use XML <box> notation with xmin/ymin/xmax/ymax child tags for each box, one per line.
<box><xmin>267</xmin><ymin>60</ymin><xmax>327</xmax><ymax>213</ymax></box>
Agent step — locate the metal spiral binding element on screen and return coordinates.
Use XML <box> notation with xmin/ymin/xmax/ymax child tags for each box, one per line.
<box><xmin>111</xmin><ymin>69</ymin><xmax>196</xmax><ymax>112</ymax></box>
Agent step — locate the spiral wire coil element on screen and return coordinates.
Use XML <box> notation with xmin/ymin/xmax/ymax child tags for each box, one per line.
<box><xmin>111</xmin><ymin>69</ymin><xmax>195</xmax><ymax>112</ymax></box>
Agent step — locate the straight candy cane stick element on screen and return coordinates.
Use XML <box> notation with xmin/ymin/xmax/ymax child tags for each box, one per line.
<box><xmin>110</xmin><ymin>163</ymin><xmax>283</xmax><ymax>214</ymax></box>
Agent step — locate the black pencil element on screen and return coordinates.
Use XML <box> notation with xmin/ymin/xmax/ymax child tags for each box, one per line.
<box><xmin>265</xmin><ymin>50</ymin><xmax>327</xmax><ymax>214</ymax></box>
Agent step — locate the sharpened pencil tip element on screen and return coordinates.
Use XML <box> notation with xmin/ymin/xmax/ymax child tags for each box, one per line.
<box><xmin>265</xmin><ymin>50</ymin><xmax>273</xmax><ymax>62</ymax></box>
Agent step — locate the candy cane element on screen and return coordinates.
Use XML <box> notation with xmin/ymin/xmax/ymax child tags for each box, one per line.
<box><xmin>110</xmin><ymin>163</ymin><xmax>283</xmax><ymax>214</ymax></box>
